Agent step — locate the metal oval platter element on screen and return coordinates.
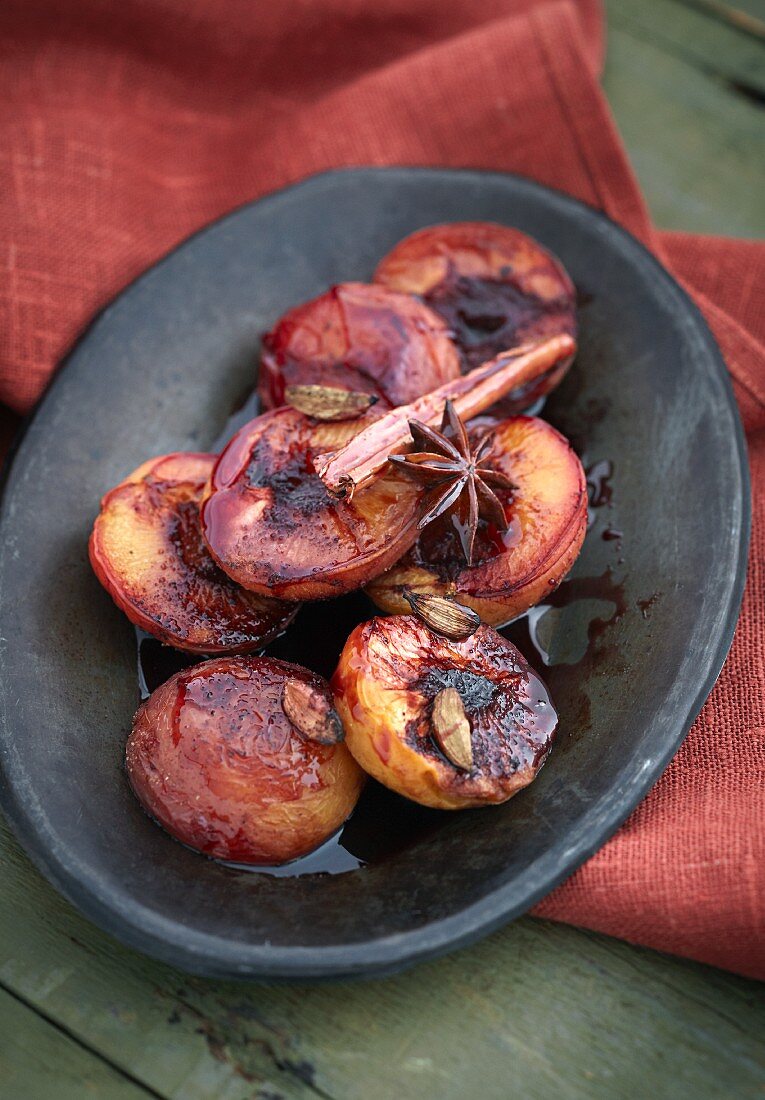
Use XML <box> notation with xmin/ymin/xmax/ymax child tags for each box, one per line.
<box><xmin>0</xmin><ymin>169</ymin><xmax>749</xmax><ymax>980</ymax></box>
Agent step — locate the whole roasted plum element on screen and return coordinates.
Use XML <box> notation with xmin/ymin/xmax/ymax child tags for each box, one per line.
<box><xmin>127</xmin><ymin>656</ymin><xmax>365</xmax><ymax>864</ymax></box>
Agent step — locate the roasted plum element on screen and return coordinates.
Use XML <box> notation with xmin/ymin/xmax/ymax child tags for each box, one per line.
<box><xmin>200</xmin><ymin>408</ymin><xmax>424</xmax><ymax>600</ymax></box>
<box><xmin>90</xmin><ymin>453</ymin><xmax>298</xmax><ymax>652</ymax></box>
<box><xmin>332</xmin><ymin>615</ymin><xmax>557</xmax><ymax>810</ymax></box>
<box><xmin>259</xmin><ymin>282</ymin><xmax>461</xmax><ymax>410</ymax></box>
<box><xmin>374</xmin><ymin>222</ymin><xmax>577</xmax><ymax>412</ymax></box>
<box><xmin>366</xmin><ymin>417</ymin><xmax>587</xmax><ymax>626</ymax></box>
<box><xmin>127</xmin><ymin>656</ymin><xmax>365</xmax><ymax>864</ymax></box>
<box><xmin>202</xmin><ymin>339</ymin><xmax>576</xmax><ymax>601</ymax></box>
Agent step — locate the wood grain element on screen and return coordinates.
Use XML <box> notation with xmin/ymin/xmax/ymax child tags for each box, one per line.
<box><xmin>605</xmin><ymin>0</ymin><xmax>765</xmax><ymax>236</ymax></box>
<box><xmin>0</xmin><ymin>987</ymin><xmax>157</xmax><ymax>1100</ymax></box>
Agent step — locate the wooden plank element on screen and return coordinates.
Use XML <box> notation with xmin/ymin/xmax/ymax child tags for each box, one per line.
<box><xmin>681</xmin><ymin>0</ymin><xmax>765</xmax><ymax>38</ymax></box>
<box><xmin>0</xmin><ymin>821</ymin><xmax>311</xmax><ymax>1100</ymax></box>
<box><xmin>607</xmin><ymin>0</ymin><xmax>765</xmax><ymax>93</ymax></box>
<box><xmin>0</xmin><ymin>820</ymin><xmax>763</xmax><ymax>1100</ymax></box>
<box><xmin>603</xmin><ymin>0</ymin><xmax>765</xmax><ymax>236</ymax></box>
<box><xmin>0</xmin><ymin>987</ymin><xmax>155</xmax><ymax>1100</ymax></box>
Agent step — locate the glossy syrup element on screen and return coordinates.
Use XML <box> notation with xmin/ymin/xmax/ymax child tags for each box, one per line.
<box><xmin>135</xmin><ymin>382</ymin><xmax>627</xmax><ymax>878</ymax></box>
<box><xmin>427</xmin><ymin>273</ymin><xmax>574</xmax><ymax>371</ymax></box>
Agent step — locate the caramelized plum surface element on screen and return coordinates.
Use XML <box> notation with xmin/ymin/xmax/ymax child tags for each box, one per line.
<box><xmin>259</xmin><ymin>282</ymin><xmax>461</xmax><ymax>410</ymax></box>
<box><xmin>127</xmin><ymin>656</ymin><xmax>365</xmax><ymax>864</ymax></box>
<box><xmin>366</xmin><ymin>417</ymin><xmax>587</xmax><ymax>626</ymax></box>
<box><xmin>201</xmin><ymin>408</ymin><xmax>423</xmax><ymax>600</ymax></box>
<box><xmin>332</xmin><ymin>616</ymin><xmax>557</xmax><ymax>810</ymax></box>
<box><xmin>374</xmin><ymin>222</ymin><xmax>576</xmax><ymax>412</ymax></box>
<box><xmin>90</xmin><ymin>453</ymin><xmax>298</xmax><ymax>652</ymax></box>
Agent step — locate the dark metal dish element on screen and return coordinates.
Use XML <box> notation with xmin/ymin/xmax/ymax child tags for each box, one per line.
<box><xmin>0</xmin><ymin>168</ymin><xmax>749</xmax><ymax>979</ymax></box>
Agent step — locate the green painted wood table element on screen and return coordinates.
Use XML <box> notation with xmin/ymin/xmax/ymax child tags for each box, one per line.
<box><xmin>1</xmin><ymin>2</ymin><xmax>763</xmax><ymax>1096</ymax></box>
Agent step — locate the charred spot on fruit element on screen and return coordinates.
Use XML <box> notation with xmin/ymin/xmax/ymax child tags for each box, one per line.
<box><xmin>427</xmin><ymin>270</ymin><xmax>573</xmax><ymax>371</ymax></box>
<box><xmin>281</xmin><ymin>678</ymin><xmax>345</xmax><ymax>745</ymax></box>
<box><xmin>246</xmin><ymin>439</ymin><xmax>331</xmax><ymax>522</ymax></box>
<box><xmin>91</xmin><ymin>455</ymin><xmax>299</xmax><ymax>654</ymax></box>
<box><xmin>417</xmin><ymin>667</ymin><xmax>498</xmax><ymax>712</ymax></box>
<box><xmin>408</xmin><ymin>507</ymin><xmax>522</xmax><ymax>582</ymax></box>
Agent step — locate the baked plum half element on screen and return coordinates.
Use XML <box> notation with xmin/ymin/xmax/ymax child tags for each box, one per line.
<box><xmin>90</xmin><ymin>453</ymin><xmax>297</xmax><ymax>652</ymax></box>
<box><xmin>332</xmin><ymin>616</ymin><xmax>557</xmax><ymax>810</ymax></box>
<box><xmin>127</xmin><ymin>656</ymin><xmax>365</xmax><ymax>864</ymax></box>
<box><xmin>259</xmin><ymin>282</ymin><xmax>461</xmax><ymax>410</ymax></box>
<box><xmin>374</xmin><ymin>222</ymin><xmax>576</xmax><ymax>413</ymax></box>
<box><xmin>366</xmin><ymin>417</ymin><xmax>587</xmax><ymax>626</ymax></box>
<box><xmin>200</xmin><ymin>408</ymin><xmax>423</xmax><ymax>600</ymax></box>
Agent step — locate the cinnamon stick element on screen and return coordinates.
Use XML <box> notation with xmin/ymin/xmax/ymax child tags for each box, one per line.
<box><xmin>314</xmin><ymin>334</ymin><xmax>576</xmax><ymax>498</ymax></box>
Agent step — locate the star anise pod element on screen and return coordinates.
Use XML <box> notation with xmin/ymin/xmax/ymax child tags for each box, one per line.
<box><xmin>390</xmin><ymin>399</ymin><xmax>516</xmax><ymax>565</ymax></box>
